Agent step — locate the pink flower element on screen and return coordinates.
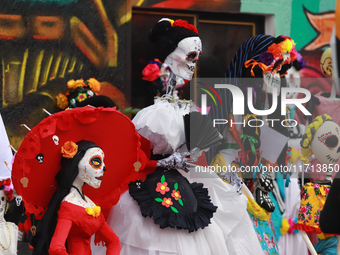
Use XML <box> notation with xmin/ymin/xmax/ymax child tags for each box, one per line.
<box><xmin>300</xmin><ymin>206</ymin><xmax>307</xmax><ymax>214</ymax></box>
<box><xmin>155</xmin><ymin>182</ymin><xmax>170</xmax><ymax>195</ymax></box>
<box><xmin>171</xmin><ymin>190</ymin><xmax>182</xmax><ymax>201</ymax></box>
<box><xmin>256</xmin><ymin>233</ymin><xmax>262</xmax><ymax>241</ymax></box>
<box><xmin>313</xmin><ymin>183</ymin><xmax>320</xmax><ymax>189</ymax></box>
<box><xmin>142</xmin><ymin>63</ymin><xmax>160</xmax><ymax>81</ymax></box>
<box><xmin>162</xmin><ymin>197</ymin><xmax>173</xmax><ymax>208</ymax></box>
<box><xmin>325</xmin><ymin>187</ymin><xmax>330</xmax><ymax>195</ymax></box>
<box><xmin>263</xmin><ymin>235</ymin><xmax>273</xmax><ymax>249</ymax></box>
<box><xmin>252</xmin><ymin>217</ymin><xmax>258</xmax><ymax>227</ymax></box>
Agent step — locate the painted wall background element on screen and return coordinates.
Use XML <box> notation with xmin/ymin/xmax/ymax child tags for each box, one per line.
<box><xmin>1</xmin><ymin>0</ymin><xmax>337</xmax><ymax>147</ymax></box>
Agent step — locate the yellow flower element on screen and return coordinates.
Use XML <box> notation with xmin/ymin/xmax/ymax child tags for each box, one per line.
<box><xmin>93</xmin><ymin>206</ymin><xmax>101</xmax><ymax>217</ymax></box>
<box><xmin>86</xmin><ymin>207</ymin><xmax>93</xmax><ymax>215</ymax></box>
<box><xmin>60</xmin><ymin>141</ymin><xmax>78</xmax><ymax>158</ymax></box>
<box><xmin>87</xmin><ymin>78</ymin><xmax>101</xmax><ymax>93</ymax></box>
<box><xmin>67</xmin><ymin>79</ymin><xmax>85</xmax><ymax>89</ymax></box>
<box><xmin>77</xmin><ymin>93</ymin><xmax>87</xmax><ymax>102</ymax></box>
<box><xmin>86</xmin><ymin>206</ymin><xmax>101</xmax><ymax>217</ymax></box>
<box><xmin>280</xmin><ymin>218</ymin><xmax>290</xmax><ymax>235</ymax></box>
<box><xmin>56</xmin><ymin>93</ymin><xmax>68</xmax><ymax>109</ymax></box>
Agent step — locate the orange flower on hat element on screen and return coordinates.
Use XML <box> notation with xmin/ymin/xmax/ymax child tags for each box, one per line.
<box><xmin>67</xmin><ymin>79</ymin><xmax>85</xmax><ymax>89</ymax></box>
<box><xmin>61</xmin><ymin>141</ymin><xmax>78</xmax><ymax>158</ymax></box>
<box><xmin>267</xmin><ymin>44</ymin><xmax>282</xmax><ymax>59</ymax></box>
<box><xmin>87</xmin><ymin>78</ymin><xmax>101</xmax><ymax>93</ymax></box>
<box><xmin>161</xmin><ymin>197</ymin><xmax>173</xmax><ymax>208</ymax></box>
<box><xmin>56</xmin><ymin>93</ymin><xmax>69</xmax><ymax>109</ymax></box>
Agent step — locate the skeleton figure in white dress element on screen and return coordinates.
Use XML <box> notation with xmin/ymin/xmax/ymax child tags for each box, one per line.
<box><xmin>93</xmin><ymin>18</ymin><xmax>263</xmax><ymax>255</ymax></box>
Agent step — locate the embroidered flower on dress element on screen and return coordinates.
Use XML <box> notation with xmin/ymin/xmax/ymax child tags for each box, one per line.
<box><xmin>162</xmin><ymin>197</ymin><xmax>173</xmax><ymax>208</ymax></box>
<box><xmin>263</xmin><ymin>235</ymin><xmax>273</xmax><ymax>249</ymax></box>
<box><xmin>77</xmin><ymin>93</ymin><xmax>87</xmax><ymax>102</ymax></box>
<box><xmin>171</xmin><ymin>190</ymin><xmax>181</xmax><ymax>201</ymax></box>
<box><xmin>156</xmin><ymin>182</ymin><xmax>170</xmax><ymax>195</ymax></box>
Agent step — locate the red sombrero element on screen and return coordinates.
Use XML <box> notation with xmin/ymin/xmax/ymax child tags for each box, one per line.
<box><xmin>12</xmin><ymin>107</ymin><xmax>147</xmax><ymax>218</ymax></box>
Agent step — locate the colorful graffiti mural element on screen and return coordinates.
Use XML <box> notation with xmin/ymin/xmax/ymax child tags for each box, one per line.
<box><xmin>1</xmin><ymin>0</ymin><xmax>133</xmax><ymax>148</ymax></box>
<box><xmin>2</xmin><ymin>0</ymin><xmax>338</xmax><ymax>148</ymax></box>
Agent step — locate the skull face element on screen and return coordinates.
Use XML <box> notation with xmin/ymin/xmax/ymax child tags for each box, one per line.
<box><xmin>164</xmin><ymin>36</ymin><xmax>202</xmax><ymax>80</ymax></box>
<box><xmin>135</xmin><ymin>180</ymin><xmax>142</xmax><ymax>189</ymax></box>
<box><xmin>320</xmin><ymin>48</ymin><xmax>332</xmax><ymax>77</ymax></box>
<box><xmin>36</xmin><ymin>153</ymin><xmax>44</xmax><ymax>163</ymax></box>
<box><xmin>78</xmin><ymin>147</ymin><xmax>106</xmax><ymax>189</ymax></box>
<box><xmin>53</xmin><ymin>135</ymin><xmax>59</xmax><ymax>145</ymax></box>
<box><xmin>0</xmin><ymin>190</ymin><xmax>6</xmax><ymax>217</ymax></box>
<box><xmin>311</xmin><ymin>121</ymin><xmax>340</xmax><ymax>165</ymax></box>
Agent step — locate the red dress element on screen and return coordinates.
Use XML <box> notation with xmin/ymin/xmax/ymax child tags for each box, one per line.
<box><xmin>49</xmin><ymin>201</ymin><xmax>120</xmax><ymax>255</ymax></box>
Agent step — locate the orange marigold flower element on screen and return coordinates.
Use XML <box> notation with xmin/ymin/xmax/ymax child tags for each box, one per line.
<box><xmin>156</xmin><ymin>182</ymin><xmax>170</xmax><ymax>195</ymax></box>
<box><xmin>267</xmin><ymin>44</ymin><xmax>282</xmax><ymax>59</ymax></box>
<box><xmin>67</xmin><ymin>79</ymin><xmax>85</xmax><ymax>89</ymax></box>
<box><xmin>161</xmin><ymin>197</ymin><xmax>173</xmax><ymax>208</ymax></box>
<box><xmin>56</xmin><ymin>93</ymin><xmax>68</xmax><ymax>109</ymax></box>
<box><xmin>87</xmin><ymin>78</ymin><xmax>101</xmax><ymax>93</ymax></box>
<box><xmin>61</xmin><ymin>141</ymin><xmax>78</xmax><ymax>158</ymax></box>
<box><xmin>171</xmin><ymin>190</ymin><xmax>181</xmax><ymax>201</ymax></box>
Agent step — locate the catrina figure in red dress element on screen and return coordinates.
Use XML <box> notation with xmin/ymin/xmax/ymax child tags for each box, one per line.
<box><xmin>46</xmin><ymin>140</ymin><xmax>120</xmax><ymax>255</ymax></box>
<box><xmin>12</xmin><ymin>107</ymin><xmax>148</xmax><ymax>255</ymax></box>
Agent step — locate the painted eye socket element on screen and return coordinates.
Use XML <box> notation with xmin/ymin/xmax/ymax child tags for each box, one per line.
<box><xmin>325</xmin><ymin>135</ymin><xmax>339</xmax><ymax>149</ymax></box>
<box><xmin>186</xmin><ymin>51</ymin><xmax>197</xmax><ymax>61</ymax></box>
<box><xmin>1</xmin><ymin>197</ymin><xmax>4</xmax><ymax>201</ymax></box>
<box><xmin>319</xmin><ymin>134</ymin><xmax>339</xmax><ymax>149</ymax></box>
<box><xmin>90</xmin><ymin>155</ymin><xmax>103</xmax><ymax>169</ymax></box>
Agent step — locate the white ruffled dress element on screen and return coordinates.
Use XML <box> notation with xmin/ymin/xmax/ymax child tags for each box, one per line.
<box><xmin>92</xmin><ymin>98</ymin><xmax>263</xmax><ymax>255</ymax></box>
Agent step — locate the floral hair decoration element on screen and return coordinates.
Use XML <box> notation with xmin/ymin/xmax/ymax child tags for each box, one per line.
<box><xmin>56</xmin><ymin>78</ymin><xmax>101</xmax><ymax>109</ymax></box>
<box><xmin>245</xmin><ymin>36</ymin><xmax>298</xmax><ymax>77</ymax></box>
<box><xmin>60</xmin><ymin>141</ymin><xmax>78</xmax><ymax>158</ymax></box>
<box><xmin>0</xmin><ymin>178</ymin><xmax>14</xmax><ymax>201</ymax></box>
<box><xmin>170</xmin><ymin>19</ymin><xmax>198</xmax><ymax>34</ymax></box>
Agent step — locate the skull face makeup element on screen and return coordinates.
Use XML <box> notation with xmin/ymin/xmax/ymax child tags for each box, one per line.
<box><xmin>77</xmin><ymin>147</ymin><xmax>106</xmax><ymax>189</ymax></box>
<box><xmin>164</xmin><ymin>37</ymin><xmax>202</xmax><ymax>80</ymax></box>
<box><xmin>311</xmin><ymin>121</ymin><xmax>340</xmax><ymax>165</ymax></box>
<box><xmin>0</xmin><ymin>190</ymin><xmax>5</xmax><ymax>217</ymax></box>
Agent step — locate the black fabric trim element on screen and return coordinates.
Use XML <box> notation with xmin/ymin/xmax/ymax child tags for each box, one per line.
<box><xmin>129</xmin><ymin>168</ymin><xmax>217</xmax><ymax>232</ymax></box>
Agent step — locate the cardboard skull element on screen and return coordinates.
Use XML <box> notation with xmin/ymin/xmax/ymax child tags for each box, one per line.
<box><xmin>164</xmin><ymin>36</ymin><xmax>202</xmax><ymax>80</ymax></box>
<box><xmin>311</xmin><ymin>120</ymin><xmax>340</xmax><ymax>165</ymax></box>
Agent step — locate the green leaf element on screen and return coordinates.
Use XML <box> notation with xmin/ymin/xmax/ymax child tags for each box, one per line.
<box><xmin>171</xmin><ymin>206</ymin><xmax>179</xmax><ymax>213</ymax></box>
<box><xmin>155</xmin><ymin>198</ymin><xmax>163</xmax><ymax>202</ymax></box>
<box><xmin>174</xmin><ymin>183</ymin><xmax>178</xmax><ymax>190</ymax></box>
<box><xmin>161</xmin><ymin>175</ymin><xmax>165</xmax><ymax>183</ymax></box>
<box><xmin>122</xmin><ymin>107</ymin><xmax>132</xmax><ymax>114</ymax></box>
<box><xmin>178</xmin><ymin>198</ymin><xmax>183</xmax><ymax>206</ymax></box>
<box><xmin>131</xmin><ymin>108</ymin><xmax>141</xmax><ymax>114</ymax></box>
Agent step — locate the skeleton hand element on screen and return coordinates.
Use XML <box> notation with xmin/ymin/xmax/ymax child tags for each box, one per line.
<box><xmin>157</xmin><ymin>151</ymin><xmax>194</xmax><ymax>172</ymax></box>
<box><xmin>255</xmin><ymin>187</ymin><xmax>275</xmax><ymax>212</ymax></box>
<box><xmin>257</xmin><ymin>171</ymin><xmax>274</xmax><ymax>192</ymax></box>
<box><xmin>218</xmin><ymin>171</ymin><xmax>244</xmax><ymax>194</ymax></box>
